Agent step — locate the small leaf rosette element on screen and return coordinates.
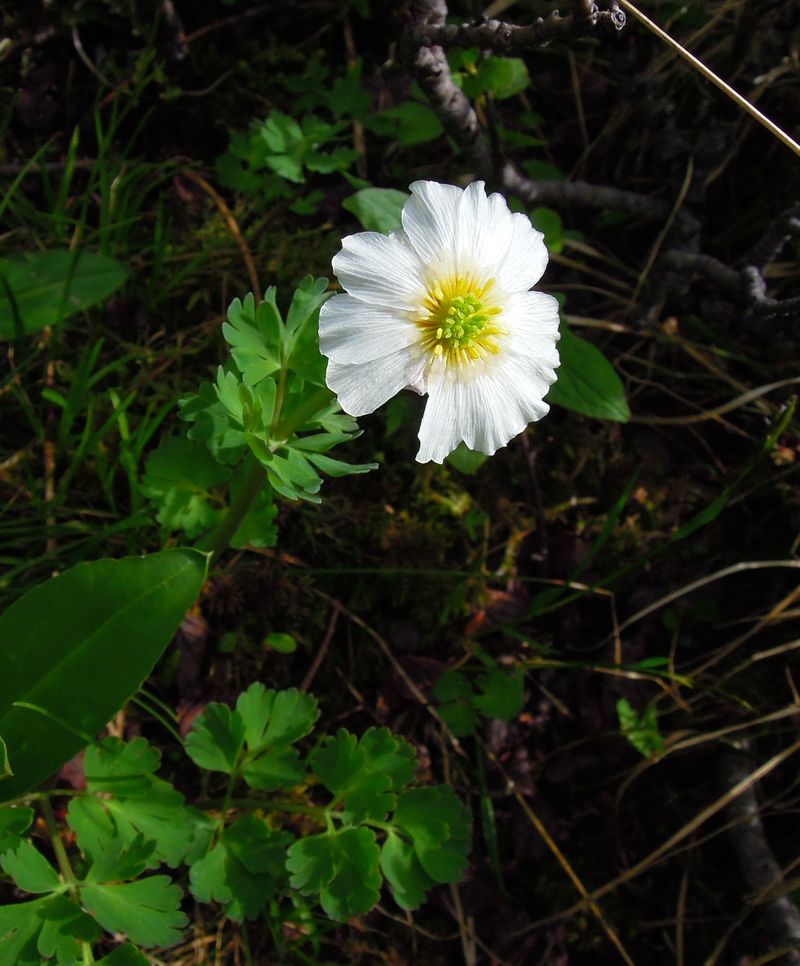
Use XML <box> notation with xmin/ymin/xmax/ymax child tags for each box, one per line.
<box><xmin>320</xmin><ymin>180</ymin><xmax>561</xmax><ymax>463</ymax></box>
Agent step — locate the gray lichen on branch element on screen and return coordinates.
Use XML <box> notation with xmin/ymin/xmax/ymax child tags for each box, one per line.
<box><xmin>407</xmin><ymin>7</ymin><xmax>625</xmax><ymax>56</ymax></box>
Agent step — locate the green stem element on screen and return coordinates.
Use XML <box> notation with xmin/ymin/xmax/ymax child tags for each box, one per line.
<box><xmin>275</xmin><ymin>386</ymin><xmax>334</xmax><ymax>440</ymax></box>
<box><xmin>40</xmin><ymin>796</ymin><xmax>78</xmax><ymax>894</ymax></box>
<box><xmin>9</xmin><ymin>787</ymin><xmax>85</xmax><ymax>807</ymax></box>
<box><xmin>201</xmin><ymin>797</ymin><xmax>331</xmax><ymax>819</ymax></box>
<box><xmin>201</xmin><ymin>797</ymin><xmax>395</xmax><ymax>832</ymax></box>
<box><xmin>198</xmin><ymin>456</ymin><xmax>267</xmax><ymax>560</ymax></box>
<box><xmin>215</xmin><ymin>759</ymin><xmax>242</xmax><ymax>840</ymax></box>
<box><xmin>195</xmin><ymin>374</ymin><xmax>332</xmax><ymax>561</ymax></box>
<box><xmin>270</xmin><ymin>365</ymin><xmax>288</xmax><ymax>439</ymax></box>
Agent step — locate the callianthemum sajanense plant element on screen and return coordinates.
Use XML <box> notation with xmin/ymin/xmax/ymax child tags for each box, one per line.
<box><xmin>319</xmin><ymin>180</ymin><xmax>560</xmax><ymax>462</ymax></box>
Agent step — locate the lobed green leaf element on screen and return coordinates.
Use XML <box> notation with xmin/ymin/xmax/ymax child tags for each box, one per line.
<box><xmin>83</xmin><ymin>835</ymin><xmax>156</xmax><ymax>884</ymax></box>
<box><xmin>190</xmin><ymin>816</ymin><xmax>292</xmax><ymax>922</ymax></box>
<box><xmin>179</xmin><ymin>381</ymin><xmax>247</xmax><ymax>465</ymax></box>
<box><xmin>0</xmin><ymin>806</ymin><xmax>33</xmax><ymax>854</ymax></box>
<box><xmin>0</xmin><ymin>897</ymin><xmax>51</xmax><ymax>965</ymax></box>
<box><xmin>364</xmin><ymin>103</ymin><xmax>443</xmax><ymax>146</ymax></box>
<box><xmin>185</xmin><ymin>703</ymin><xmax>246</xmax><ymax>775</ymax></box>
<box><xmin>36</xmin><ymin>894</ymin><xmax>100</xmax><ymax>962</ymax></box>
<box><xmin>141</xmin><ymin>436</ymin><xmax>227</xmax><ymax>539</ymax></box>
<box><xmin>472</xmin><ymin>668</ymin><xmax>525</xmax><ymax>721</ymax></box>
<box><xmin>236</xmin><ymin>685</ymin><xmax>319</xmax><ymax>749</ymax></box>
<box><xmin>617</xmin><ymin>699</ymin><xmax>665</xmax><ymax>758</ymax></box>
<box><xmin>393</xmin><ymin>786</ymin><xmax>471</xmax><ymax>883</ymax></box>
<box><xmin>380</xmin><ymin>830</ymin><xmax>435</xmax><ymax>910</ymax></box>
<box><xmin>311</xmin><ymin>727</ymin><xmax>416</xmax><ymax>822</ymax></box>
<box><xmin>286</xmin><ymin>827</ymin><xmax>382</xmax><ymax>920</ymax></box>
<box><xmin>186</xmin><ymin>686</ymin><xmax>318</xmax><ymax>792</ymax></box>
<box><xmin>434</xmin><ymin>670</ymin><xmax>479</xmax><ymax>737</ymax></box>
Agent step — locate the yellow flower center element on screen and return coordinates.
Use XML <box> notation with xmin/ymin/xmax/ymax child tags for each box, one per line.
<box><xmin>416</xmin><ymin>274</ymin><xmax>506</xmax><ymax>367</ymax></box>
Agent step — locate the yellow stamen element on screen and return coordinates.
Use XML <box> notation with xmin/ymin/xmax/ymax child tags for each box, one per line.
<box><xmin>416</xmin><ymin>273</ymin><xmax>507</xmax><ymax>368</ymax></box>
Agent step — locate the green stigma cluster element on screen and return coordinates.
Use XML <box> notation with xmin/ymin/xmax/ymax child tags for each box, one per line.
<box><xmin>418</xmin><ymin>278</ymin><xmax>506</xmax><ymax>366</ymax></box>
<box><xmin>432</xmin><ymin>293</ymin><xmax>501</xmax><ymax>354</ymax></box>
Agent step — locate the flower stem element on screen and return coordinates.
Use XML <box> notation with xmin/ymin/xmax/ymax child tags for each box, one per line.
<box><xmin>196</xmin><ymin>377</ymin><xmax>332</xmax><ymax>561</ymax></box>
<box><xmin>275</xmin><ymin>387</ymin><xmax>334</xmax><ymax>440</ymax></box>
<box><xmin>199</xmin><ymin>456</ymin><xmax>267</xmax><ymax>560</ymax></box>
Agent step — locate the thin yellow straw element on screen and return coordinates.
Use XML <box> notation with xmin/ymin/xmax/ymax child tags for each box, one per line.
<box><xmin>616</xmin><ymin>0</ymin><xmax>800</xmax><ymax>159</ymax></box>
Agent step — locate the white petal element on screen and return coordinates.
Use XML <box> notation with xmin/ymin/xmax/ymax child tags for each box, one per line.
<box><xmin>502</xmin><ymin>290</ymin><xmax>561</xmax><ymax>369</ymax></box>
<box><xmin>404</xmin><ymin>181</ymin><xmax>517</xmax><ymax>283</ymax></box>
<box><xmin>494</xmin><ymin>212</ymin><xmax>549</xmax><ymax>293</ymax></box>
<box><xmin>319</xmin><ymin>294</ymin><xmax>420</xmax><ymax>364</ymax></box>
<box><xmin>402</xmin><ymin>181</ymin><xmax>463</xmax><ymax>265</ymax></box>
<box><xmin>326</xmin><ymin>346</ymin><xmax>427</xmax><ymax>417</ymax></box>
<box><xmin>454</xmin><ymin>182</ymin><xmax>515</xmax><ymax>276</ymax></box>
<box><xmin>416</xmin><ymin>352</ymin><xmax>554</xmax><ymax>464</ymax></box>
<box><xmin>333</xmin><ymin>231</ymin><xmax>426</xmax><ymax>310</ymax></box>
<box><xmin>404</xmin><ymin>182</ymin><xmax>549</xmax><ymax>293</ymax></box>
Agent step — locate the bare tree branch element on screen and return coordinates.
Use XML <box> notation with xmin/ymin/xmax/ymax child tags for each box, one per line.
<box><xmin>501</xmin><ymin>160</ymin><xmax>670</xmax><ymax>219</ymax></box>
<box><xmin>718</xmin><ymin>746</ymin><xmax>800</xmax><ymax>964</ymax></box>
<box><xmin>660</xmin><ymin>251</ymin><xmax>741</xmax><ymax>294</ymax></box>
<box><xmin>746</xmin><ymin>204</ymin><xmax>800</xmax><ymax>271</ymax></box>
<box><xmin>407</xmin><ymin>7</ymin><xmax>625</xmax><ymax>54</ymax></box>
<box><xmin>401</xmin><ymin>1</ymin><xmax>675</xmax><ymax>225</ymax></box>
<box><xmin>660</xmin><ymin>247</ymin><xmax>800</xmax><ymax>323</ymax></box>
<box><xmin>403</xmin><ymin>0</ymin><xmax>796</xmax><ymax>325</ymax></box>
<box><xmin>401</xmin><ymin>0</ymin><xmax>494</xmax><ymax>180</ymax></box>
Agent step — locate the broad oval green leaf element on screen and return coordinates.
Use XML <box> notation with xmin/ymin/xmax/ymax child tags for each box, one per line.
<box><xmin>0</xmin><ymin>549</ymin><xmax>208</xmax><ymax>801</ymax></box>
<box><xmin>343</xmin><ymin>188</ymin><xmax>408</xmax><ymax>234</ymax></box>
<box><xmin>548</xmin><ymin>324</ymin><xmax>630</xmax><ymax>422</ymax></box>
<box><xmin>445</xmin><ymin>442</ymin><xmax>488</xmax><ymax>476</ymax></box>
<box><xmin>364</xmin><ymin>103</ymin><xmax>443</xmax><ymax>146</ymax></box>
<box><xmin>0</xmin><ymin>249</ymin><xmax>128</xmax><ymax>340</ymax></box>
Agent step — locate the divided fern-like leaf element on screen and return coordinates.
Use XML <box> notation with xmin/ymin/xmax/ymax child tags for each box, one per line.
<box><xmin>80</xmin><ymin>876</ymin><xmax>187</xmax><ymax>949</ymax></box>
<box><xmin>222</xmin><ymin>291</ymin><xmax>283</xmax><ymax>387</ymax></box>
<box><xmin>68</xmin><ymin>737</ymin><xmax>195</xmax><ymax>867</ymax></box>
<box><xmin>0</xmin><ymin>897</ymin><xmax>54</xmax><ymax>965</ymax></box>
<box><xmin>1</xmin><ymin>840</ymin><xmax>61</xmax><ymax>894</ymax></box>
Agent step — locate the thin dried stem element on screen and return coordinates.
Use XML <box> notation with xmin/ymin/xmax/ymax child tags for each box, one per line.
<box><xmin>616</xmin><ymin>0</ymin><xmax>800</xmax><ymax>158</ymax></box>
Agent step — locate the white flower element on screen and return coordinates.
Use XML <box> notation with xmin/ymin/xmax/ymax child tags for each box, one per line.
<box><xmin>319</xmin><ymin>180</ymin><xmax>560</xmax><ymax>464</ymax></box>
